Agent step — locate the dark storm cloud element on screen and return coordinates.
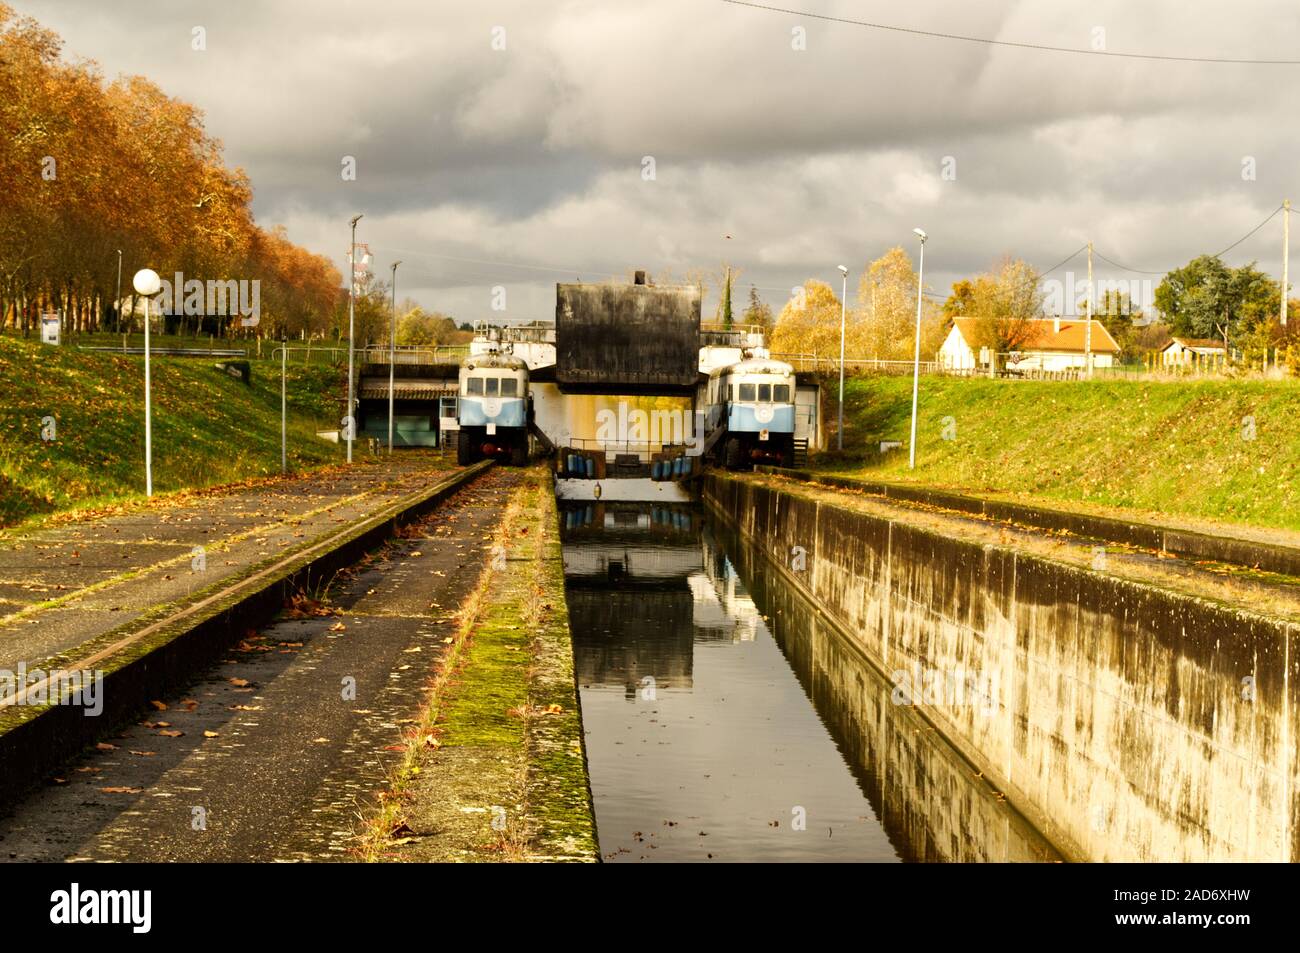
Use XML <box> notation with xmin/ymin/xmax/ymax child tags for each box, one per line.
<box><xmin>18</xmin><ymin>0</ymin><xmax>1300</xmax><ymax>320</ymax></box>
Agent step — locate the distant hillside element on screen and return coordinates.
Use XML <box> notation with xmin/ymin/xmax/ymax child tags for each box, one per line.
<box><xmin>825</xmin><ymin>375</ymin><xmax>1300</xmax><ymax>531</ymax></box>
<box><xmin>0</xmin><ymin>336</ymin><xmax>345</xmax><ymax>528</ymax></box>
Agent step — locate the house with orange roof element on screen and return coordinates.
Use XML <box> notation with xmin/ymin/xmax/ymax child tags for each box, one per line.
<box><xmin>938</xmin><ymin>317</ymin><xmax>1122</xmax><ymax>372</ymax></box>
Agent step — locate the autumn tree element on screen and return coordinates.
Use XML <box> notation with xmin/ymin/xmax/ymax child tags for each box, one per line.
<box><xmin>769</xmin><ymin>279</ymin><xmax>843</xmax><ymax>358</ymax></box>
<box><xmin>854</xmin><ymin>246</ymin><xmax>943</xmax><ymax>360</ymax></box>
<box><xmin>942</xmin><ymin>280</ymin><xmax>975</xmax><ymax>320</ymax></box>
<box><xmin>0</xmin><ymin>4</ymin><xmax>340</xmax><ymax>339</ymax></box>
<box><xmin>741</xmin><ymin>285</ymin><xmax>773</xmax><ymax>334</ymax></box>
<box><xmin>397</xmin><ymin>308</ymin><xmax>458</xmax><ymax>346</ymax></box>
<box><xmin>963</xmin><ymin>258</ymin><xmax>1046</xmax><ymax>368</ymax></box>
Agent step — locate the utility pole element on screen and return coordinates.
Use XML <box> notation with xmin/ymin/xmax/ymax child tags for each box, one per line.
<box><xmin>1283</xmin><ymin>199</ymin><xmax>1290</xmax><ymax>327</ymax></box>
<box><xmin>389</xmin><ymin>260</ymin><xmax>401</xmax><ymax>455</ymax></box>
<box><xmin>1085</xmin><ymin>240</ymin><xmax>1093</xmax><ymax>378</ymax></box>
<box><xmin>346</xmin><ymin>214</ymin><xmax>363</xmax><ymax>462</ymax></box>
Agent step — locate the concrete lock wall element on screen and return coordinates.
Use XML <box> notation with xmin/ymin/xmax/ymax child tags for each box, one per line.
<box><xmin>702</xmin><ymin>473</ymin><xmax>1300</xmax><ymax>862</ymax></box>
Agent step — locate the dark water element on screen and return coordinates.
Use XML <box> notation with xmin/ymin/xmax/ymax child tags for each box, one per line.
<box><xmin>560</xmin><ymin>501</ymin><xmax>1060</xmax><ymax>863</ymax></box>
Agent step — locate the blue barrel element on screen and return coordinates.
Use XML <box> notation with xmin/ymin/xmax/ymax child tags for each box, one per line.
<box><xmin>672</xmin><ymin>457</ymin><xmax>683</xmax><ymax>477</ymax></box>
<box><xmin>585</xmin><ymin>457</ymin><xmax>595</xmax><ymax>478</ymax></box>
<box><xmin>565</xmin><ymin>454</ymin><xmax>576</xmax><ymax>475</ymax></box>
<box><xmin>651</xmin><ymin>460</ymin><xmax>662</xmax><ymax>481</ymax></box>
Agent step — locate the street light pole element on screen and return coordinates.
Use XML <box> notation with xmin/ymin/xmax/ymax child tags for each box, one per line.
<box><xmin>114</xmin><ymin>250</ymin><xmax>122</xmax><ymax>331</ymax></box>
<box><xmin>132</xmin><ymin>269</ymin><xmax>162</xmax><ymax>496</ymax></box>
<box><xmin>389</xmin><ymin>260</ymin><xmax>401</xmax><ymax>455</ymax></box>
<box><xmin>909</xmin><ymin>229</ymin><xmax>928</xmax><ymax>470</ymax></box>
<box><xmin>837</xmin><ymin>264</ymin><xmax>848</xmax><ymax>451</ymax></box>
<box><xmin>281</xmin><ymin>339</ymin><xmax>287</xmax><ymax>475</ymax></box>
<box><xmin>346</xmin><ymin>213</ymin><xmax>363</xmax><ymax>462</ymax></box>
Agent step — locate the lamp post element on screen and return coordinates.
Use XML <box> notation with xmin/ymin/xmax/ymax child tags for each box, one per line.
<box><xmin>909</xmin><ymin>228</ymin><xmax>927</xmax><ymax>470</ymax></box>
<box><xmin>281</xmin><ymin>337</ymin><xmax>287</xmax><ymax>475</ymax></box>
<box><xmin>346</xmin><ymin>213</ymin><xmax>363</xmax><ymax>462</ymax></box>
<box><xmin>837</xmin><ymin>264</ymin><xmax>848</xmax><ymax>451</ymax></box>
<box><xmin>388</xmin><ymin>260</ymin><xmax>401</xmax><ymax>455</ymax></box>
<box><xmin>114</xmin><ymin>250</ymin><xmax>122</xmax><ymax>332</ymax></box>
<box><xmin>132</xmin><ymin>268</ymin><xmax>162</xmax><ymax>496</ymax></box>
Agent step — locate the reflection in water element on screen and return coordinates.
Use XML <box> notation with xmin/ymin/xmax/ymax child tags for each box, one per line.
<box><xmin>561</xmin><ymin>501</ymin><xmax>1060</xmax><ymax>863</ymax></box>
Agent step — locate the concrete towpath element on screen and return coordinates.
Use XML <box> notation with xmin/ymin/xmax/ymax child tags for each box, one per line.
<box><xmin>0</xmin><ymin>467</ymin><xmax>524</xmax><ymax>861</ymax></box>
<box><xmin>0</xmin><ymin>452</ymin><xmax>459</xmax><ymax>672</ymax></box>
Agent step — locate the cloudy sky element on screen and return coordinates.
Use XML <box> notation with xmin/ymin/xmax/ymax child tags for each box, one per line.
<box><xmin>19</xmin><ymin>0</ymin><xmax>1300</xmax><ymax>322</ymax></box>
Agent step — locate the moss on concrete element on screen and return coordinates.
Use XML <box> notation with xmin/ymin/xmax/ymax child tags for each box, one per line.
<box><xmin>373</xmin><ymin>468</ymin><xmax>597</xmax><ymax>862</ymax></box>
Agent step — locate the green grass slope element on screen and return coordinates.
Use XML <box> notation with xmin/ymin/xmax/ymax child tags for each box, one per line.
<box><xmin>0</xmin><ymin>335</ymin><xmax>345</xmax><ymax>528</ymax></box>
<box><xmin>826</xmin><ymin>375</ymin><xmax>1300</xmax><ymax>531</ymax></box>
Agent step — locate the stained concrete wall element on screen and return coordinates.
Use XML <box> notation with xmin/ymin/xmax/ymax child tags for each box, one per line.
<box><xmin>555</xmin><ymin>282</ymin><xmax>701</xmax><ymax>391</ymax></box>
<box><xmin>703</xmin><ymin>473</ymin><xmax>1300</xmax><ymax>862</ymax></box>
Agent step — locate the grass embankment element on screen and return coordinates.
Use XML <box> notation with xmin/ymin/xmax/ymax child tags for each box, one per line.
<box><xmin>823</xmin><ymin>375</ymin><xmax>1300</xmax><ymax>532</ymax></box>
<box><xmin>362</xmin><ymin>468</ymin><xmax>595</xmax><ymax>862</ymax></box>
<box><xmin>0</xmin><ymin>335</ymin><xmax>344</xmax><ymax>528</ymax></box>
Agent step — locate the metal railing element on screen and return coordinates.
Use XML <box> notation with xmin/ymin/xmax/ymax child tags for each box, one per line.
<box><xmin>360</xmin><ymin>344</ymin><xmax>469</xmax><ymax>365</ymax></box>
<box><xmin>770</xmin><ymin>353</ymin><xmax>942</xmax><ymax>375</ymax></box>
<box><xmin>567</xmin><ymin>438</ymin><xmax>689</xmax><ymax>463</ymax></box>
<box><xmin>269</xmin><ymin>345</ymin><xmax>350</xmax><ymax>365</ymax></box>
<box><xmin>79</xmin><ymin>345</ymin><xmax>248</xmax><ymax>358</ymax></box>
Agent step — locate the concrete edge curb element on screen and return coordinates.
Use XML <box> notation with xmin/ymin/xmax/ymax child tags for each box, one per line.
<box><xmin>759</xmin><ymin>466</ymin><xmax>1300</xmax><ymax>578</ymax></box>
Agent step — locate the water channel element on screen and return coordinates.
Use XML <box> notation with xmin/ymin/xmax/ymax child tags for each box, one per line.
<box><xmin>560</xmin><ymin>500</ymin><xmax>1060</xmax><ymax>863</ymax></box>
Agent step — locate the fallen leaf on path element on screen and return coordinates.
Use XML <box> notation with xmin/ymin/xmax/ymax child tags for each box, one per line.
<box><xmin>203</xmin><ymin>730</ymin><xmax>220</xmax><ymax>738</ymax></box>
<box><xmin>95</xmin><ymin>742</ymin><xmax>118</xmax><ymax>751</ymax></box>
<box><xmin>129</xmin><ymin>751</ymin><xmax>157</xmax><ymax>757</ymax></box>
<box><xmin>229</xmin><ymin>678</ymin><xmax>251</xmax><ymax>687</ymax></box>
<box><xmin>158</xmin><ymin>730</ymin><xmax>184</xmax><ymax>738</ymax></box>
<box><xmin>100</xmin><ymin>787</ymin><xmax>142</xmax><ymax>794</ymax></box>
<box><xmin>150</xmin><ymin>700</ymin><xmax>168</xmax><ymax>711</ymax></box>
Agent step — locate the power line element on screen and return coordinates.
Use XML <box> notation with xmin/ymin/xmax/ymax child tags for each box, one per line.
<box><xmin>1090</xmin><ymin>204</ymin><xmax>1284</xmax><ymax>275</ymax></box>
<box><xmin>1211</xmin><ymin>203</ymin><xmax>1284</xmax><ymax>257</ymax></box>
<box><xmin>719</xmin><ymin>0</ymin><xmax>1300</xmax><ymax>65</ymax></box>
<box><xmin>371</xmin><ymin>210</ymin><xmax>1285</xmax><ymax>309</ymax></box>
